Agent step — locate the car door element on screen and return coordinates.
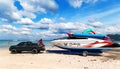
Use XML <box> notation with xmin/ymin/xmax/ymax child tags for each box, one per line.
<box><xmin>25</xmin><ymin>42</ymin><xmax>32</xmax><ymax>51</ymax></box>
<box><xmin>17</xmin><ymin>42</ymin><xmax>26</xmax><ymax>51</ymax></box>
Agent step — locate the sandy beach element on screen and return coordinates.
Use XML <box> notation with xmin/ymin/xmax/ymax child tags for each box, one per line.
<box><xmin>0</xmin><ymin>47</ymin><xmax>120</xmax><ymax>69</ymax></box>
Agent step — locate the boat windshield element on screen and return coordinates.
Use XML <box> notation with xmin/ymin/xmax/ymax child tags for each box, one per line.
<box><xmin>68</xmin><ymin>36</ymin><xmax>88</xmax><ymax>39</ymax></box>
<box><xmin>55</xmin><ymin>37</ymin><xmax>88</xmax><ymax>40</ymax></box>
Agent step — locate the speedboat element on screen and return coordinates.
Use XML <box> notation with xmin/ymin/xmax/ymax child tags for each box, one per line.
<box><xmin>51</xmin><ymin>32</ymin><xmax>120</xmax><ymax>56</ymax></box>
<box><xmin>51</xmin><ymin>38</ymin><xmax>115</xmax><ymax>50</ymax></box>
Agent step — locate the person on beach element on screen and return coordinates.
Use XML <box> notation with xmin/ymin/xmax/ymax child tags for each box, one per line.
<box><xmin>38</xmin><ymin>39</ymin><xmax>45</xmax><ymax>48</ymax></box>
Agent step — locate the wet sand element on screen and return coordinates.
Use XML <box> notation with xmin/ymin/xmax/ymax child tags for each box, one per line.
<box><xmin>0</xmin><ymin>47</ymin><xmax>120</xmax><ymax>69</ymax></box>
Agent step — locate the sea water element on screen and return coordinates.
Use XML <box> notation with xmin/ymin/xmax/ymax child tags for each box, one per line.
<box><xmin>0</xmin><ymin>40</ymin><xmax>120</xmax><ymax>49</ymax></box>
<box><xmin>0</xmin><ymin>40</ymin><xmax>52</xmax><ymax>49</ymax></box>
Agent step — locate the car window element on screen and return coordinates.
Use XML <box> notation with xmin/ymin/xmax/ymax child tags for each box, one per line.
<box><xmin>17</xmin><ymin>42</ymin><xmax>25</xmax><ymax>46</ymax></box>
<box><xmin>26</xmin><ymin>42</ymin><xmax>32</xmax><ymax>46</ymax></box>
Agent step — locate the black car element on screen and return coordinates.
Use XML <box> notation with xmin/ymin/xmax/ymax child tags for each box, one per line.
<box><xmin>9</xmin><ymin>41</ymin><xmax>45</xmax><ymax>54</ymax></box>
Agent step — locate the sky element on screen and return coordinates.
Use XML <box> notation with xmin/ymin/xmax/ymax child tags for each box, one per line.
<box><xmin>0</xmin><ymin>0</ymin><xmax>120</xmax><ymax>40</ymax></box>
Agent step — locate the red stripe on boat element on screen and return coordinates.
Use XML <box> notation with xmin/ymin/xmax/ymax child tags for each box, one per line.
<box><xmin>84</xmin><ymin>41</ymin><xmax>113</xmax><ymax>48</ymax></box>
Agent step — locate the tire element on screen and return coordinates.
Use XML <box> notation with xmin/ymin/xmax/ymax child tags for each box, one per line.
<box><xmin>11</xmin><ymin>49</ymin><xmax>17</xmax><ymax>54</ymax></box>
<box><xmin>37</xmin><ymin>50</ymin><xmax>40</xmax><ymax>53</ymax></box>
<box><xmin>17</xmin><ymin>51</ymin><xmax>22</xmax><ymax>53</ymax></box>
<box><xmin>82</xmin><ymin>51</ymin><xmax>88</xmax><ymax>57</ymax></box>
<box><xmin>32</xmin><ymin>49</ymin><xmax>38</xmax><ymax>54</ymax></box>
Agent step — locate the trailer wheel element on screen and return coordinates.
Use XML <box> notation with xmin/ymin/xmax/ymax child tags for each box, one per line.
<box><xmin>82</xmin><ymin>51</ymin><xmax>88</xmax><ymax>57</ymax></box>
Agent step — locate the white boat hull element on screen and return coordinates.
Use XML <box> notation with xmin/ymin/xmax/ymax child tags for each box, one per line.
<box><xmin>51</xmin><ymin>38</ymin><xmax>113</xmax><ymax>49</ymax></box>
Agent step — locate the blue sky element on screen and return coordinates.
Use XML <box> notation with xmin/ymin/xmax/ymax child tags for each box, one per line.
<box><xmin>0</xmin><ymin>0</ymin><xmax>120</xmax><ymax>40</ymax></box>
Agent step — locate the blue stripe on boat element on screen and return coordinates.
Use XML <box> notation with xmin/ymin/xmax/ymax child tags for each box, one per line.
<box><xmin>73</xmin><ymin>33</ymin><xmax>107</xmax><ymax>39</ymax></box>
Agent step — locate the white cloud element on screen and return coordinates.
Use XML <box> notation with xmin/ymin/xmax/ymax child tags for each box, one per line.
<box><xmin>99</xmin><ymin>25</ymin><xmax>120</xmax><ymax>34</ymax></box>
<box><xmin>84</xmin><ymin>0</ymin><xmax>98</xmax><ymax>3</ymax></box>
<box><xmin>68</xmin><ymin>0</ymin><xmax>99</xmax><ymax>8</ymax></box>
<box><xmin>87</xmin><ymin>7</ymin><xmax>120</xmax><ymax>19</ymax></box>
<box><xmin>35</xmin><ymin>31</ymin><xmax>66</xmax><ymax>40</ymax></box>
<box><xmin>85</xmin><ymin>21</ymin><xmax>120</xmax><ymax>34</ymax></box>
<box><xmin>20</xmin><ymin>0</ymin><xmax>58</xmax><ymax>12</ymax></box>
<box><xmin>23</xmin><ymin>18</ymin><xmax>52</xmax><ymax>30</ymax></box>
<box><xmin>19</xmin><ymin>11</ymin><xmax>36</xmax><ymax>19</ymax></box>
<box><xmin>47</xmin><ymin>22</ymin><xmax>89</xmax><ymax>34</ymax></box>
<box><xmin>0</xmin><ymin>0</ymin><xmax>34</xmax><ymax>25</ymax></box>
<box><xmin>0</xmin><ymin>24</ymin><xmax>19</xmax><ymax>35</ymax></box>
<box><xmin>21</xmin><ymin>27</ymin><xmax>31</xmax><ymax>31</ymax></box>
<box><xmin>19</xmin><ymin>0</ymin><xmax>58</xmax><ymax>18</ymax></box>
<box><xmin>16</xmin><ymin>18</ymin><xmax>34</xmax><ymax>25</ymax></box>
<box><xmin>0</xmin><ymin>24</ymin><xmax>31</xmax><ymax>35</ymax></box>
<box><xmin>55</xmin><ymin>22</ymin><xmax>77</xmax><ymax>30</ymax></box>
<box><xmin>11</xmin><ymin>12</ymin><xmax>21</xmax><ymax>20</ymax></box>
<box><xmin>0</xmin><ymin>17</ymin><xmax>120</xmax><ymax>40</ymax></box>
<box><xmin>2</xmin><ymin>0</ymin><xmax>120</xmax><ymax>40</ymax></box>
<box><xmin>0</xmin><ymin>0</ymin><xmax>21</xmax><ymax>22</ymax></box>
<box><xmin>1</xmin><ymin>24</ymin><xmax>17</xmax><ymax>31</ymax></box>
<box><xmin>0</xmin><ymin>18</ymin><xmax>8</xmax><ymax>22</ymax></box>
<box><xmin>59</xmin><ymin>17</ymin><xmax>66</xmax><ymax>21</ymax></box>
<box><xmin>88</xmin><ymin>20</ymin><xmax>103</xmax><ymax>27</ymax></box>
<box><xmin>39</xmin><ymin>18</ymin><xmax>53</xmax><ymax>24</ymax></box>
<box><xmin>9</xmin><ymin>18</ymin><xmax>90</xmax><ymax>39</ymax></box>
<box><xmin>0</xmin><ymin>0</ymin><xmax>58</xmax><ymax>25</ymax></box>
<box><xmin>68</xmin><ymin>0</ymin><xmax>83</xmax><ymax>8</ymax></box>
<box><xmin>20</xmin><ymin>31</ymin><xmax>31</xmax><ymax>35</ymax></box>
<box><xmin>40</xmin><ymin>19</ymin><xmax>120</xmax><ymax>35</ymax></box>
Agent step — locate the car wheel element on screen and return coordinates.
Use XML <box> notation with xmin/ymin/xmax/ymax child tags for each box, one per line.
<box><xmin>82</xmin><ymin>51</ymin><xmax>88</xmax><ymax>57</ymax></box>
<box><xmin>37</xmin><ymin>50</ymin><xmax>40</xmax><ymax>53</ymax></box>
<box><xmin>11</xmin><ymin>49</ymin><xmax>17</xmax><ymax>54</ymax></box>
<box><xmin>32</xmin><ymin>49</ymin><xmax>38</xmax><ymax>54</ymax></box>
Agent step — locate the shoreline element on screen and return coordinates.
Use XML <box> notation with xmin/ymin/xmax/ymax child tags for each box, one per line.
<box><xmin>0</xmin><ymin>47</ymin><xmax>120</xmax><ymax>69</ymax></box>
